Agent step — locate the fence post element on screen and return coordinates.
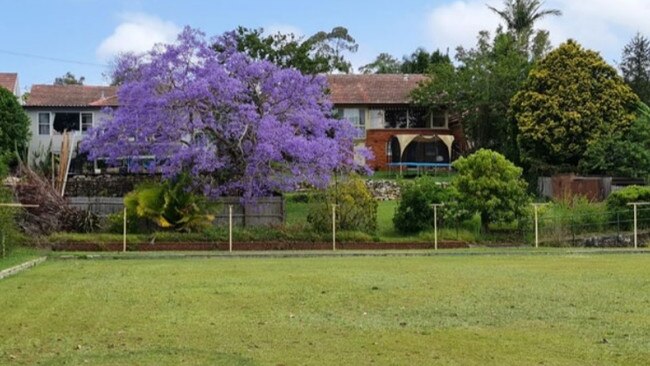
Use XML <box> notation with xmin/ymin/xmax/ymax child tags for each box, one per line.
<box><xmin>534</xmin><ymin>204</ymin><xmax>539</xmax><ymax>248</ymax></box>
<box><xmin>431</xmin><ymin>204</ymin><xmax>444</xmax><ymax>250</ymax></box>
<box><xmin>229</xmin><ymin>205</ymin><xmax>233</xmax><ymax>253</ymax></box>
<box><xmin>332</xmin><ymin>204</ymin><xmax>336</xmax><ymax>251</ymax></box>
<box><xmin>123</xmin><ymin>206</ymin><xmax>127</xmax><ymax>253</ymax></box>
<box><xmin>634</xmin><ymin>204</ymin><xmax>638</xmax><ymax>249</ymax></box>
<box><xmin>1</xmin><ymin>232</ymin><xmax>5</xmax><ymax>259</ymax></box>
<box><xmin>617</xmin><ymin>212</ymin><xmax>621</xmax><ymax>246</ymax></box>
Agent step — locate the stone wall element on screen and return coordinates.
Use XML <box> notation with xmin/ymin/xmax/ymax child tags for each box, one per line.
<box><xmin>365</xmin><ymin>180</ymin><xmax>401</xmax><ymax>201</ymax></box>
<box><xmin>65</xmin><ymin>175</ymin><xmax>160</xmax><ymax>197</ymax></box>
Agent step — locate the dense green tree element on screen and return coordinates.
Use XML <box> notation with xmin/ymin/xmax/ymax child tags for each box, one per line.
<box><xmin>54</xmin><ymin>72</ymin><xmax>85</xmax><ymax>85</ymax></box>
<box><xmin>358</xmin><ymin>53</ymin><xmax>402</xmax><ymax>74</ymax></box>
<box><xmin>621</xmin><ymin>32</ymin><xmax>650</xmax><ymax>105</ymax></box>
<box><xmin>512</xmin><ymin>40</ymin><xmax>640</xmax><ymax>174</ymax></box>
<box><xmin>400</xmin><ymin>48</ymin><xmax>451</xmax><ymax>73</ymax></box>
<box><xmin>0</xmin><ymin>87</ymin><xmax>30</xmax><ymax>159</ymax></box>
<box><xmin>451</xmin><ymin>149</ymin><xmax>530</xmax><ymax>232</ymax></box>
<box><xmin>229</xmin><ymin>26</ymin><xmax>358</xmax><ymax>74</ymax></box>
<box><xmin>579</xmin><ymin>103</ymin><xmax>650</xmax><ymax>178</ymax></box>
<box><xmin>412</xmin><ymin>29</ymin><xmax>530</xmax><ymax>162</ymax></box>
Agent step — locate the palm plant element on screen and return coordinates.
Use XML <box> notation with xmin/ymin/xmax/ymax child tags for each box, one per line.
<box><xmin>125</xmin><ymin>174</ymin><xmax>215</xmax><ymax>232</ymax></box>
<box><xmin>488</xmin><ymin>0</ymin><xmax>562</xmax><ymax>34</ymax></box>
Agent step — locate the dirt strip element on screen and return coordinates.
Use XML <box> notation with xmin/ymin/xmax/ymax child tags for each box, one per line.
<box><xmin>51</xmin><ymin>241</ymin><xmax>468</xmax><ymax>252</ymax></box>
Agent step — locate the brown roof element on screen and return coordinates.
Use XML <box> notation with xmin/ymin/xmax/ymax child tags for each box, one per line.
<box><xmin>25</xmin><ymin>85</ymin><xmax>118</xmax><ymax>107</ymax></box>
<box><xmin>326</xmin><ymin>74</ymin><xmax>427</xmax><ymax>105</ymax></box>
<box><xmin>0</xmin><ymin>73</ymin><xmax>18</xmax><ymax>93</ymax></box>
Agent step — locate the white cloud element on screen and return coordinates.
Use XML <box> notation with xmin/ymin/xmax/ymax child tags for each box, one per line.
<box><xmin>97</xmin><ymin>13</ymin><xmax>180</xmax><ymax>61</ymax></box>
<box><xmin>426</xmin><ymin>1</ymin><xmax>501</xmax><ymax>53</ymax></box>
<box><xmin>426</xmin><ymin>0</ymin><xmax>650</xmax><ymax>64</ymax></box>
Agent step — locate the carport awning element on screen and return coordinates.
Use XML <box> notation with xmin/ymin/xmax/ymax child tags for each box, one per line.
<box><xmin>395</xmin><ymin>134</ymin><xmax>455</xmax><ymax>160</ymax></box>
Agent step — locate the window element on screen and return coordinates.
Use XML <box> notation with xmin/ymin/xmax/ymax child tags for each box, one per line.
<box><xmin>384</xmin><ymin>108</ymin><xmax>408</xmax><ymax>128</ymax></box>
<box><xmin>407</xmin><ymin>108</ymin><xmax>429</xmax><ymax>128</ymax></box>
<box><xmin>338</xmin><ymin>108</ymin><xmax>366</xmax><ymax>137</ymax></box>
<box><xmin>384</xmin><ymin>108</ymin><xmax>448</xmax><ymax>129</ymax></box>
<box><xmin>53</xmin><ymin>112</ymin><xmax>81</xmax><ymax>134</ymax></box>
<box><xmin>431</xmin><ymin>109</ymin><xmax>447</xmax><ymax>128</ymax></box>
<box><xmin>38</xmin><ymin>113</ymin><xmax>50</xmax><ymax>135</ymax></box>
<box><xmin>81</xmin><ymin>113</ymin><xmax>93</xmax><ymax>133</ymax></box>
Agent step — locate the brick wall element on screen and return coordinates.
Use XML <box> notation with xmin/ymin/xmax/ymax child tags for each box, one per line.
<box><xmin>364</xmin><ymin>126</ymin><xmax>466</xmax><ymax>171</ymax></box>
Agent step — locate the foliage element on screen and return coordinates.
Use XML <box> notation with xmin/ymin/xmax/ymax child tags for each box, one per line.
<box><xmin>606</xmin><ymin>185</ymin><xmax>650</xmax><ymax>230</ymax></box>
<box><xmin>488</xmin><ymin>0</ymin><xmax>562</xmax><ymax>35</ymax></box>
<box><xmin>29</xmin><ymin>142</ymin><xmax>57</xmax><ymax>179</ymax></box>
<box><xmin>413</xmin><ymin>30</ymin><xmax>531</xmax><ymax>162</ymax></box>
<box><xmin>400</xmin><ymin>48</ymin><xmax>451</xmax><ymax>73</ymax></box>
<box><xmin>621</xmin><ymin>32</ymin><xmax>650</xmax><ymax>106</ymax></box>
<box><xmin>229</xmin><ymin>26</ymin><xmax>358</xmax><ymax>74</ymax></box>
<box><xmin>307</xmin><ymin>176</ymin><xmax>377</xmax><ymax>233</ymax></box>
<box><xmin>360</xmin><ymin>48</ymin><xmax>451</xmax><ymax>74</ymax></box>
<box><xmin>579</xmin><ymin>103</ymin><xmax>650</xmax><ymax>178</ymax></box>
<box><xmin>124</xmin><ymin>175</ymin><xmax>215</xmax><ymax>232</ymax></box>
<box><xmin>12</xmin><ymin>163</ymin><xmax>67</xmax><ymax>236</ymax></box>
<box><xmin>451</xmin><ymin>149</ymin><xmax>530</xmax><ymax>231</ymax></box>
<box><xmin>53</xmin><ymin>72</ymin><xmax>85</xmax><ymax>85</ymax></box>
<box><xmin>82</xmin><ymin>27</ymin><xmax>366</xmax><ymax>199</ymax></box>
<box><xmin>393</xmin><ymin>176</ymin><xmax>451</xmax><ymax>234</ymax></box>
<box><xmin>0</xmin><ymin>157</ymin><xmax>26</xmax><ymax>255</ymax></box>
<box><xmin>58</xmin><ymin>207</ymin><xmax>101</xmax><ymax>233</ymax></box>
<box><xmin>0</xmin><ymin>86</ymin><xmax>30</xmax><ymax>159</ymax></box>
<box><xmin>358</xmin><ymin>53</ymin><xmax>402</xmax><ymax>74</ymax></box>
<box><xmin>538</xmin><ymin>197</ymin><xmax>608</xmax><ymax>243</ymax></box>
<box><xmin>512</xmin><ymin>40</ymin><xmax>640</xmax><ymax>174</ymax></box>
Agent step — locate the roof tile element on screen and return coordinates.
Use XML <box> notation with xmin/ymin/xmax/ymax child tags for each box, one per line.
<box><xmin>25</xmin><ymin>85</ymin><xmax>118</xmax><ymax>107</ymax></box>
<box><xmin>0</xmin><ymin>73</ymin><xmax>18</xmax><ymax>93</ymax></box>
<box><xmin>326</xmin><ymin>74</ymin><xmax>427</xmax><ymax>105</ymax></box>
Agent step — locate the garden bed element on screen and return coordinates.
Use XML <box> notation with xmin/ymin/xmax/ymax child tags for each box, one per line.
<box><xmin>51</xmin><ymin>240</ymin><xmax>468</xmax><ymax>252</ymax></box>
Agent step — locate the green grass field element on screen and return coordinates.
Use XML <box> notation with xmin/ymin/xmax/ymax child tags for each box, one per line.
<box><xmin>1</xmin><ymin>253</ymin><xmax>649</xmax><ymax>365</ymax></box>
<box><xmin>0</xmin><ymin>247</ymin><xmax>44</xmax><ymax>271</ymax></box>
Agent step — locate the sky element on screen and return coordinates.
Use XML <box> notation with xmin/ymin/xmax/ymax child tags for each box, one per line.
<box><xmin>1</xmin><ymin>0</ymin><xmax>650</xmax><ymax>92</ymax></box>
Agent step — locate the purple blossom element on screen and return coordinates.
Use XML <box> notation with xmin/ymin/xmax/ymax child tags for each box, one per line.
<box><xmin>82</xmin><ymin>27</ymin><xmax>369</xmax><ymax>198</ymax></box>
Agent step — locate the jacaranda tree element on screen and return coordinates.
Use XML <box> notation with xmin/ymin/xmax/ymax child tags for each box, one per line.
<box><xmin>82</xmin><ymin>27</ymin><xmax>366</xmax><ymax>199</ymax></box>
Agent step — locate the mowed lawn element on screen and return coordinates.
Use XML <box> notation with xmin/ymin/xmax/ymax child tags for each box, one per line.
<box><xmin>1</xmin><ymin>255</ymin><xmax>650</xmax><ymax>365</ymax></box>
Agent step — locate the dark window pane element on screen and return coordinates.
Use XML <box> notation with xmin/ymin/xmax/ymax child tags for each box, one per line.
<box><xmin>53</xmin><ymin>113</ymin><xmax>80</xmax><ymax>133</ymax></box>
<box><xmin>384</xmin><ymin>109</ymin><xmax>408</xmax><ymax>128</ymax></box>
<box><xmin>407</xmin><ymin>108</ymin><xmax>429</xmax><ymax>128</ymax></box>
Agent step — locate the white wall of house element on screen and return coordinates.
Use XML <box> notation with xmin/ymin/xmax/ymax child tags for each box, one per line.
<box><xmin>26</xmin><ymin>109</ymin><xmax>107</xmax><ymax>163</ymax></box>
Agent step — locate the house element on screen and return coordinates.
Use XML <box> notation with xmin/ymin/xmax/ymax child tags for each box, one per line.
<box><xmin>326</xmin><ymin>74</ymin><xmax>465</xmax><ymax>171</ymax></box>
<box><xmin>0</xmin><ymin>72</ymin><xmax>21</xmax><ymax>99</ymax></box>
<box><xmin>23</xmin><ymin>84</ymin><xmax>117</xmax><ymax>171</ymax></box>
<box><xmin>23</xmin><ymin>74</ymin><xmax>464</xmax><ymax>174</ymax></box>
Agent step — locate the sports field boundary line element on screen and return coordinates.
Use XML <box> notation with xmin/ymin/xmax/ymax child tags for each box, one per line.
<box><xmin>0</xmin><ymin>257</ymin><xmax>47</xmax><ymax>280</ymax></box>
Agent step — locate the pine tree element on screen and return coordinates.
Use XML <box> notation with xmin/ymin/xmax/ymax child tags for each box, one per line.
<box><xmin>621</xmin><ymin>32</ymin><xmax>650</xmax><ymax>105</ymax></box>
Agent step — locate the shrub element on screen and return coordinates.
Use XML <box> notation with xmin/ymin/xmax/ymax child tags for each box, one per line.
<box><xmin>124</xmin><ymin>174</ymin><xmax>215</xmax><ymax>232</ymax></box>
<box><xmin>307</xmin><ymin>176</ymin><xmax>378</xmax><ymax>233</ymax></box>
<box><xmin>539</xmin><ymin>197</ymin><xmax>608</xmax><ymax>244</ymax></box>
<box><xmin>606</xmin><ymin>185</ymin><xmax>650</xmax><ymax>230</ymax></box>
<box><xmin>0</xmin><ymin>159</ymin><xmax>25</xmax><ymax>255</ymax></box>
<box><xmin>393</xmin><ymin>176</ymin><xmax>451</xmax><ymax>234</ymax></box>
<box><xmin>58</xmin><ymin>207</ymin><xmax>101</xmax><ymax>233</ymax></box>
<box><xmin>452</xmin><ymin>149</ymin><xmax>531</xmax><ymax>232</ymax></box>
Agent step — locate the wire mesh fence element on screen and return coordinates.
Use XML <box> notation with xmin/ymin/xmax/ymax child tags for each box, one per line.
<box><xmin>535</xmin><ymin>206</ymin><xmax>650</xmax><ymax>247</ymax></box>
